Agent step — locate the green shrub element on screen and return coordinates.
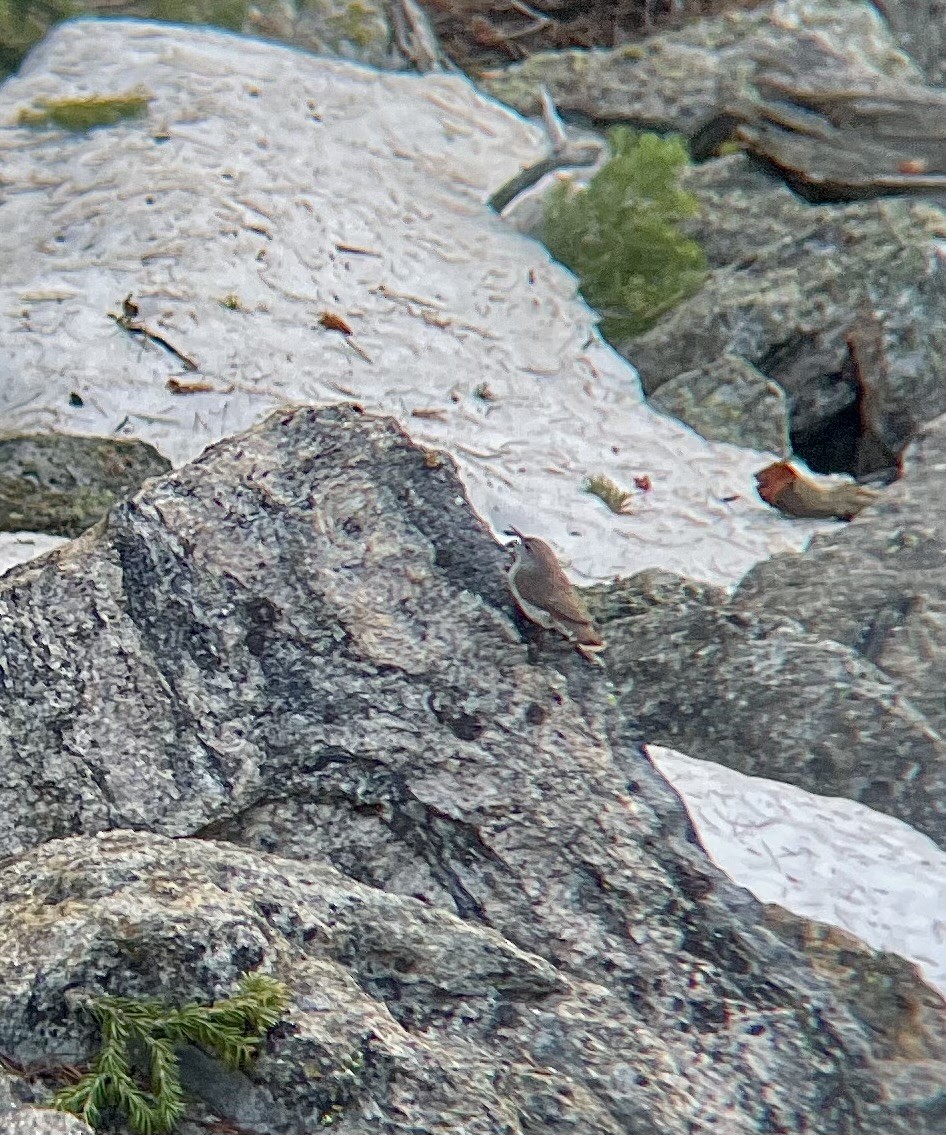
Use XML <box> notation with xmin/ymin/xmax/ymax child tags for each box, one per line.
<box><xmin>53</xmin><ymin>973</ymin><xmax>289</xmax><ymax>1134</ymax></box>
<box><xmin>542</xmin><ymin>127</ymin><xmax>708</xmax><ymax>342</ymax></box>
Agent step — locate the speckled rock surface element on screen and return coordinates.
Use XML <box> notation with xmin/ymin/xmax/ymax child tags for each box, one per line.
<box><xmin>0</xmin><ymin>1074</ymin><xmax>92</xmax><ymax>1134</ymax></box>
<box><xmin>621</xmin><ymin>185</ymin><xmax>946</xmax><ymax>463</ymax></box>
<box><xmin>879</xmin><ymin>0</ymin><xmax>946</xmax><ymax>84</ymax></box>
<box><xmin>0</xmin><ymin>831</ymin><xmax>566</xmax><ymax>1134</ymax></box>
<box><xmin>597</xmin><ymin>567</ymin><xmax>946</xmax><ymax>847</ymax></box>
<box><xmin>648</xmin><ymin>352</ymin><xmax>790</xmax><ymax>455</ymax></box>
<box><xmin>0</xmin><ymin>405</ymin><xmax>944</xmax><ymax>1131</ymax></box>
<box><xmin>738</xmin><ymin>410</ymin><xmax>946</xmax><ymax>742</ymax></box>
<box><xmin>481</xmin><ymin>0</ymin><xmax>920</xmax><ymax>134</ymax></box>
<box><xmin>0</xmin><ymin>434</ymin><xmax>170</xmax><ymax>538</ymax></box>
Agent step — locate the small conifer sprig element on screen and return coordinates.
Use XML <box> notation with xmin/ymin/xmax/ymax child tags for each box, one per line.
<box><xmin>53</xmin><ymin>973</ymin><xmax>289</xmax><ymax>1134</ymax></box>
<box><xmin>542</xmin><ymin>127</ymin><xmax>708</xmax><ymax>342</ymax></box>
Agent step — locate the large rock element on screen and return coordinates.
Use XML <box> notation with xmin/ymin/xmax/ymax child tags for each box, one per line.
<box><xmin>738</xmin><ymin>410</ymin><xmax>946</xmax><ymax>740</ymax></box>
<box><xmin>0</xmin><ymin>831</ymin><xmax>567</xmax><ymax>1134</ymax></box>
<box><xmin>481</xmin><ymin>0</ymin><xmax>920</xmax><ymax>135</ymax></box>
<box><xmin>598</xmin><ymin>567</ymin><xmax>946</xmax><ymax>845</ymax></box>
<box><xmin>0</xmin><ymin>404</ymin><xmax>944</xmax><ymax>1131</ymax></box>
<box><xmin>0</xmin><ymin>433</ymin><xmax>170</xmax><ymax>538</ymax></box>
<box><xmin>598</xmin><ymin>412</ymin><xmax>946</xmax><ymax>850</ymax></box>
<box><xmin>720</xmin><ymin>40</ymin><xmax>946</xmax><ymax>198</ymax></box>
<box><xmin>648</xmin><ymin>352</ymin><xmax>790</xmax><ymax>455</ymax></box>
<box><xmin>482</xmin><ymin>0</ymin><xmax>946</xmax><ymax>200</ymax></box>
<box><xmin>625</xmin><ymin>159</ymin><xmax>946</xmax><ymax>474</ymax></box>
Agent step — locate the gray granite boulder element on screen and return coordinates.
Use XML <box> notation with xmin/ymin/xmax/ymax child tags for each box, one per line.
<box><xmin>626</xmin><ymin>160</ymin><xmax>946</xmax><ymax>472</ymax></box>
<box><xmin>878</xmin><ymin>0</ymin><xmax>946</xmax><ymax>85</ymax></box>
<box><xmin>648</xmin><ymin>352</ymin><xmax>790</xmax><ymax>455</ymax></box>
<box><xmin>738</xmin><ymin>410</ymin><xmax>946</xmax><ymax>742</ymax></box>
<box><xmin>0</xmin><ymin>405</ymin><xmax>944</xmax><ymax>1131</ymax></box>
<box><xmin>481</xmin><ymin>0</ymin><xmax>920</xmax><ymax>135</ymax></box>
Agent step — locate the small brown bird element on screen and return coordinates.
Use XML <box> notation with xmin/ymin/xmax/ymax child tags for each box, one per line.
<box><xmin>505</xmin><ymin>528</ymin><xmax>606</xmax><ymax>663</ymax></box>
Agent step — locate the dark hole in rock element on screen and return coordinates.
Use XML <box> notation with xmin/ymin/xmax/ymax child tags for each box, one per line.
<box><xmin>789</xmin><ymin>375</ymin><xmax>900</xmax><ymax>483</ymax></box>
<box><xmin>790</xmin><ymin>398</ymin><xmax>861</xmax><ymax>477</ymax></box>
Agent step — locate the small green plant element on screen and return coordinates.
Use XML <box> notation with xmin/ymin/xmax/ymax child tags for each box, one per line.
<box><xmin>17</xmin><ymin>90</ymin><xmax>151</xmax><ymax>132</ymax></box>
<box><xmin>53</xmin><ymin>973</ymin><xmax>289</xmax><ymax>1134</ymax></box>
<box><xmin>542</xmin><ymin>127</ymin><xmax>708</xmax><ymax>342</ymax></box>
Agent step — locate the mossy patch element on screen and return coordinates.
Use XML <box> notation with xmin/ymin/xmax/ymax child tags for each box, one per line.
<box><xmin>17</xmin><ymin>89</ymin><xmax>151</xmax><ymax>131</ymax></box>
<box><xmin>323</xmin><ymin>0</ymin><xmax>386</xmax><ymax>52</ymax></box>
<box><xmin>541</xmin><ymin>127</ymin><xmax>708</xmax><ymax>342</ymax></box>
<box><xmin>152</xmin><ymin>0</ymin><xmax>248</xmax><ymax>32</ymax></box>
<box><xmin>0</xmin><ymin>0</ymin><xmax>75</xmax><ymax>77</ymax></box>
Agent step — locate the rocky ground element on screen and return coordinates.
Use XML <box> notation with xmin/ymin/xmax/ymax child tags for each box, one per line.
<box><xmin>3</xmin><ymin>1</ymin><xmax>946</xmax><ymax>1132</ymax></box>
<box><xmin>2</xmin><ymin>405</ymin><xmax>946</xmax><ymax>1135</ymax></box>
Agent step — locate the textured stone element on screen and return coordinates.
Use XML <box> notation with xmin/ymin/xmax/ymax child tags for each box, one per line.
<box><xmin>481</xmin><ymin>0</ymin><xmax>920</xmax><ymax>135</ymax></box>
<box><xmin>0</xmin><ymin>1073</ymin><xmax>92</xmax><ymax>1133</ymax></box>
<box><xmin>878</xmin><ymin>0</ymin><xmax>946</xmax><ymax>85</ymax></box>
<box><xmin>0</xmin><ymin>434</ymin><xmax>170</xmax><ymax>538</ymax></box>
<box><xmin>723</xmin><ymin>44</ymin><xmax>946</xmax><ymax>198</ymax></box>
<box><xmin>596</xmin><ymin>567</ymin><xmax>946</xmax><ymax>846</ymax></box>
<box><xmin>679</xmin><ymin>153</ymin><xmax>826</xmax><ymax>270</ymax></box>
<box><xmin>738</xmin><ymin>411</ymin><xmax>946</xmax><ymax>740</ymax></box>
<box><xmin>648</xmin><ymin>353</ymin><xmax>790</xmax><ymax>455</ymax></box>
<box><xmin>622</xmin><ymin>191</ymin><xmax>946</xmax><ymax>458</ymax></box>
<box><xmin>596</xmin><ymin>412</ymin><xmax>946</xmax><ymax>850</ymax></box>
<box><xmin>0</xmin><ymin>405</ymin><xmax>943</xmax><ymax>1131</ymax></box>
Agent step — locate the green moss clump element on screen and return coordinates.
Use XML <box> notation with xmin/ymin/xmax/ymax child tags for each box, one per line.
<box><xmin>542</xmin><ymin>127</ymin><xmax>708</xmax><ymax>342</ymax></box>
<box><xmin>17</xmin><ymin>90</ymin><xmax>151</xmax><ymax>132</ymax></box>
<box><xmin>53</xmin><ymin>973</ymin><xmax>289</xmax><ymax>1134</ymax></box>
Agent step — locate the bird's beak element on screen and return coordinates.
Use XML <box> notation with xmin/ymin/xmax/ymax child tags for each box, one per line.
<box><xmin>504</xmin><ymin>526</ymin><xmax>524</xmax><ymax>541</ymax></box>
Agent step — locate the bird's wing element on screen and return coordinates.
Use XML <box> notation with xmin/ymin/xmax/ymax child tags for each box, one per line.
<box><xmin>515</xmin><ymin>564</ymin><xmax>595</xmax><ymax>627</ymax></box>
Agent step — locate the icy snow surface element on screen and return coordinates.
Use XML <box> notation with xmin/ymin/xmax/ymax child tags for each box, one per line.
<box><xmin>0</xmin><ymin>20</ymin><xmax>942</xmax><ymax>1000</ymax></box>
<box><xmin>0</xmin><ymin>18</ymin><xmax>827</xmax><ymax>587</ymax></box>
<box><xmin>0</xmin><ymin>532</ymin><xmax>69</xmax><ymax>575</ymax></box>
<box><xmin>649</xmin><ymin>746</ymin><xmax>946</xmax><ymax>996</ymax></box>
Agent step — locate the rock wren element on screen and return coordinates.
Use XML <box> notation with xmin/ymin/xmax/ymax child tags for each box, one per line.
<box><xmin>505</xmin><ymin>528</ymin><xmax>606</xmax><ymax>663</ymax></box>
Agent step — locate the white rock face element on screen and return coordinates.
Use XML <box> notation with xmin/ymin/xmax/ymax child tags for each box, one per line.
<box><xmin>0</xmin><ymin>19</ymin><xmax>823</xmax><ymax>588</ymax></box>
<box><xmin>649</xmin><ymin>746</ymin><xmax>946</xmax><ymax>997</ymax></box>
